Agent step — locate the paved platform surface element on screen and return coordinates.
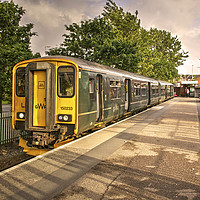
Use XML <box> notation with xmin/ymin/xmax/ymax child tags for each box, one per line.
<box><xmin>1</xmin><ymin>97</ymin><xmax>200</xmax><ymax>199</ymax></box>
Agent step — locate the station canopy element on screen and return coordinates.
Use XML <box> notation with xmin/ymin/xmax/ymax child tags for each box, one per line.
<box><xmin>181</xmin><ymin>81</ymin><xmax>198</xmax><ymax>85</ymax></box>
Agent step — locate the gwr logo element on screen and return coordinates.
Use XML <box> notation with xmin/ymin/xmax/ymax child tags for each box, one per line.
<box><xmin>38</xmin><ymin>81</ymin><xmax>45</xmax><ymax>89</ymax></box>
<box><xmin>35</xmin><ymin>103</ymin><xmax>46</xmax><ymax>109</ymax></box>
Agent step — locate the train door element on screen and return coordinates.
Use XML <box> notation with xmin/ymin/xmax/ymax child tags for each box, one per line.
<box><xmin>148</xmin><ymin>82</ymin><xmax>151</xmax><ymax>105</ymax></box>
<box><xmin>165</xmin><ymin>85</ymin><xmax>167</xmax><ymax>99</ymax></box>
<box><xmin>96</xmin><ymin>74</ymin><xmax>103</xmax><ymax>121</ymax></box>
<box><xmin>125</xmin><ymin>79</ymin><xmax>131</xmax><ymax>111</ymax></box>
<box><xmin>25</xmin><ymin>62</ymin><xmax>55</xmax><ymax>131</ymax></box>
<box><xmin>33</xmin><ymin>71</ymin><xmax>46</xmax><ymax>126</ymax></box>
<box><xmin>170</xmin><ymin>85</ymin><xmax>174</xmax><ymax>97</ymax></box>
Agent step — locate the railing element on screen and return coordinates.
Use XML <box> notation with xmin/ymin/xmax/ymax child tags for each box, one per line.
<box><xmin>0</xmin><ymin>112</ymin><xmax>26</xmax><ymax>145</ymax></box>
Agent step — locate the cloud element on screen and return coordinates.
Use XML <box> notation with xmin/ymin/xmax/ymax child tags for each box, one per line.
<box><xmin>14</xmin><ymin>0</ymin><xmax>105</xmax><ymax>55</ymax></box>
<box><xmin>126</xmin><ymin>0</ymin><xmax>199</xmax><ymax>32</ymax></box>
<box><xmin>16</xmin><ymin>0</ymin><xmax>105</xmax><ymax>27</ymax></box>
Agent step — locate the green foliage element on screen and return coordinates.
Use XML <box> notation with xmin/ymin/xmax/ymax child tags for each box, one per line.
<box><xmin>103</xmin><ymin>0</ymin><xmax>140</xmax><ymax>39</ymax></box>
<box><xmin>137</xmin><ymin>28</ymin><xmax>188</xmax><ymax>81</ymax></box>
<box><xmin>47</xmin><ymin>0</ymin><xmax>188</xmax><ymax>82</ymax></box>
<box><xmin>0</xmin><ymin>0</ymin><xmax>40</xmax><ymax>106</ymax></box>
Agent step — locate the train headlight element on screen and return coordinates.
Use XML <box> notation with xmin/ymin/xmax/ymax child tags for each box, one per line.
<box><xmin>17</xmin><ymin>112</ymin><xmax>25</xmax><ymax>119</ymax></box>
<box><xmin>63</xmin><ymin>115</ymin><xmax>68</xmax><ymax>121</ymax></box>
<box><xmin>58</xmin><ymin>114</ymin><xmax>72</xmax><ymax>122</ymax></box>
<box><xmin>58</xmin><ymin>115</ymin><xmax>63</xmax><ymax>121</ymax></box>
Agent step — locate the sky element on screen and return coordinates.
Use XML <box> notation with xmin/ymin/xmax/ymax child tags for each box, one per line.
<box><xmin>12</xmin><ymin>0</ymin><xmax>200</xmax><ymax>75</ymax></box>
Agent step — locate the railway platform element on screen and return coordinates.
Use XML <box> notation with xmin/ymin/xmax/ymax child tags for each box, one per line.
<box><xmin>1</xmin><ymin>97</ymin><xmax>200</xmax><ymax>200</ymax></box>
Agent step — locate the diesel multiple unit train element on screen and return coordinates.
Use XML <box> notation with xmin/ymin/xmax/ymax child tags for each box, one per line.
<box><xmin>12</xmin><ymin>56</ymin><xmax>173</xmax><ymax>154</ymax></box>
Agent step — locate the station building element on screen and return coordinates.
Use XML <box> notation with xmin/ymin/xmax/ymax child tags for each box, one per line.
<box><xmin>174</xmin><ymin>75</ymin><xmax>200</xmax><ymax>97</ymax></box>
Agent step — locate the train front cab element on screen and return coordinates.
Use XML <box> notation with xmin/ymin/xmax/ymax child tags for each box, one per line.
<box><xmin>12</xmin><ymin>59</ymin><xmax>79</xmax><ymax>149</ymax></box>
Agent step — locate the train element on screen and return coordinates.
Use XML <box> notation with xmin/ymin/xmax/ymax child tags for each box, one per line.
<box><xmin>12</xmin><ymin>56</ymin><xmax>174</xmax><ymax>155</ymax></box>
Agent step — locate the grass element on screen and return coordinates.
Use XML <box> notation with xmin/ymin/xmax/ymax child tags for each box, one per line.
<box><xmin>2</xmin><ymin>100</ymin><xmax>10</xmax><ymax>105</ymax></box>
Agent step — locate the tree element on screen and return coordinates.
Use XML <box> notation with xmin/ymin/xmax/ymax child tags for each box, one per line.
<box><xmin>47</xmin><ymin>0</ymin><xmax>188</xmax><ymax>81</ymax></box>
<box><xmin>102</xmin><ymin>0</ymin><xmax>140</xmax><ymax>39</ymax></box>
<box><xmin>137</xmin><ymin>28</ymin><xmax>188</xmax><ymax>81</ymax></box>
<box><xmin>0</xmin><ymin>0</ymin><xmax>40</xmax><ymax>113</ymax></box>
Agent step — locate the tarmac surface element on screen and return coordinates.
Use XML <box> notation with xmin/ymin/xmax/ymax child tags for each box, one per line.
<box><xmin>1</xmin><ymin>97</ymin><xmax>200</xmax><ymax>200</ymax></box>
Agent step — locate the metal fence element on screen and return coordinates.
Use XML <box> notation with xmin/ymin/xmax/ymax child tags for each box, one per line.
<box><xmin>0</xmin><ymin>112</ymin><xmax>25</xmax><ymax>145</ymax></box>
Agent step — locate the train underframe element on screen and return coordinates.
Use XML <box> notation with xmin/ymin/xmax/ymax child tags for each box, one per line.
<box><xmin>20</xmin><ymin>124</ymin><xmax>75</xmax><ymax>150</ymax></box>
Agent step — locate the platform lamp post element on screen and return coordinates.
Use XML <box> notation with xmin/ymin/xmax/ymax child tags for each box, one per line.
<box><xmin>197</xmin><ymin>59</ymin><xmax>200</xmax><ymax>76</ymax></box>
<box><xmin>45</xmin><ymin>46</ymin><xmax>51</xmax><ymax>56</ymax></box>
<box><xmin>197</xmin><ymin>59</ymin><xmax>200</xmax><ymax>80</ymax></box>
<box><xmin>192</xmin><ymin>65</ymin><xmax>194</xmax><ymax>80</ymax></box>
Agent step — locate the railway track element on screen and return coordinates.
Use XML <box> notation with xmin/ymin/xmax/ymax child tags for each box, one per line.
<box><xmin>0</xmin><ymin>142</ymin><xmax>33</xmax><ymax>172</ymax></box>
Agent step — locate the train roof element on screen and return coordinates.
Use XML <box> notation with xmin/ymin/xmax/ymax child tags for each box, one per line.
<box><xmin>159</xmin><ymin>80</ymin><xmax>173</xmax><ymax>86</ymax></box>
<box><xmin>39</xmin><ymin>56</ymin><xmax>159</xmax><ymax>83</ymax></box>
<box><xmin>23</xmin><ymin>56</ymin><xmax>172</xmax><ymax>85</ymax></box>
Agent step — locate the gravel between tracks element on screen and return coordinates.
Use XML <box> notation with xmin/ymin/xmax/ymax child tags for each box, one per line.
<box><xmin>0</xmin><ymin>141</ymin><xmax>33</xmax><ymax>172</ymax></box>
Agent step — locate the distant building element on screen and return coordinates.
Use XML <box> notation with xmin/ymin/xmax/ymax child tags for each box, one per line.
<box><xmin>174</xmin><ymin>75</ymin><xmax>200</xmax><ymax>97</ymax></box>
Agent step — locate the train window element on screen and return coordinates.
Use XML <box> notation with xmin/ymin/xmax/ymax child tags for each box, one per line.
<box><xmin>110</xmin><ymin>87</ymin><xmax>117</xmax><ymax>99</ymax></box>
<box><xmin>141</xmin><ymin>83</ymin><xmax>147</xmax><ymax>96</ymax></box>
<box><xmin>152</xmin><ymin>85</ymin><xmax>156</xmax><ymax>95</ymax></box>
<box><xmin>89</xmin><ymin>78</ymin><xmax>95</xmax><ymax>100</ymax></box>
<box><xmin>110</xmin><ymin>81</ymin><xmax>116</xmax><ymax>86</ymax></box>
<box><xmin>16</xmin><ymin>67</ymin><xmax>25</xmax><ymax>97</ymax></box>
<box><xmin>116</xmin><ymin>81</ymin><xmax>121</xmax><ymax>87</ymax></box>
<box><xmin>167</xmin><ymin>86</ymin><xmax>170</xmax><ymax>93</ymax></box>
<box><xmin>152</xmin><ymin>85</ymin><xmax>158</xmax><ymax>95</ymax></box>
<box><xmin>116</xmin><ymin>81</ymin><xmax>121</xmax><ymax>98</ymax></box>
<box><xmin>58</xmin><ymin>66</ymin><xmax>75</xmax><ymax>97</ymax></box>
<box><xmin>117</xmin><ymin>87</ymin><xmax>122</xmax><ymax>98</ymax></box>
<box><xmin>156</xmin><ymin>85</ymin><xmax>159</xmax><ymax>94</ymax></box>
<box><xmin>110</xmin><ymin>87</ymin><xmax>114</xmax><ymax>99</ymax></box>
<box><xmin>134</xmin><ymin>82</ymin><xmax>140</xmax><ymax>96</ymax></box>
<box><xmin>110</xmin><ymin>80</ymin><xmax>121</xmax><ymax>99</ymax></box>
<box><xmin>161</xmin><ymin>86</ymin><xmax>165</xmax><ymax>95</ymax></box>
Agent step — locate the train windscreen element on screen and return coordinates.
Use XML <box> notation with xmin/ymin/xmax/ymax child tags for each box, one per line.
<box><xmin>16</xmin><ymin>67</ymin><xmax>25</xmax><ymax>97</ymax></box>
<box><xmin>58</xmin><ymin>66</ymin><xmax>75</xmax><ymax>97</ymax></box>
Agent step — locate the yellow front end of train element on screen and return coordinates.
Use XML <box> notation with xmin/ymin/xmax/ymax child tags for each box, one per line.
<box><xmin>12</xmin><ymin>57</ymin><xmax>79</xmax><ymax>155</ymax></box>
